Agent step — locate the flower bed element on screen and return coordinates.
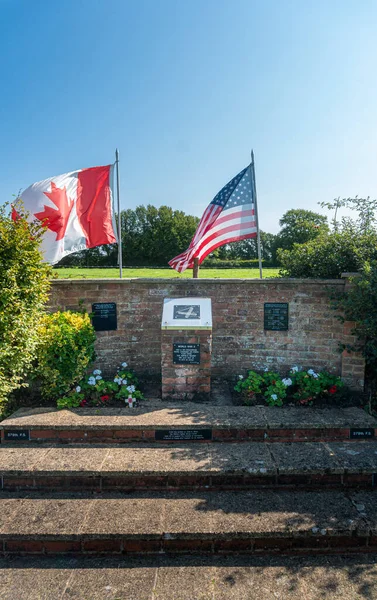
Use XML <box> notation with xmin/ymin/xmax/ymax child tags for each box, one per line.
<box><xmin>57</xmin><ymin>362</ymin><xmax>144</xmax><ymax>409</ymax></box>
<box><xmin>234</xmin><ymin>366</ymin><xmax>346</xmax><ymax>407</ymax></box>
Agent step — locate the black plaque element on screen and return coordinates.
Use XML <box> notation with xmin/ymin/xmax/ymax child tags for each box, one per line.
<box><xmin>350</xmin><ymin>428</ymin><xmax>375</xmax><ymax>439</ymax></box>
<box><xmin>173</xmin><ymin>343</ymin><xmax>200</xmax><ymax>364</ymax></box>
<box><xmin>92</xmin><ymin>302</ymin><xmax>117</xmax><ymax>331</ymax></box>
<box><xmin>155</xmin><ymin>429</ymin><xmax>212</xmax><ymax>441</ymax></box>
<box><xmin>4</xmin><ymin>430</ymin><xmax>30</xmax><ymax>441</ymax></box>
<box><xmin>264</xmin><ymin>303</ymin><xmax>289</xmax><ymax>331</ymax></box>
<box><xmin>173</xmin><ymin>305</ymin><xmax>200</xmax><ymax>320</ymax></box>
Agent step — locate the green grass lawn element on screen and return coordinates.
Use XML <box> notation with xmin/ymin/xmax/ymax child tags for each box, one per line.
<box><xmin>53</xmin><ymin>267</ymin><xmax>281</xmax><ymax>279</ymax></box>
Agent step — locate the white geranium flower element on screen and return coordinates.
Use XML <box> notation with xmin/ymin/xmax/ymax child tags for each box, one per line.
<box><xmin>122</xmin><ymin>362</ymin><xmax>128</xmax><ymax>368</ymax></box>
<box><xmin>313</xmin><ymin>373</ymin><xmax>319</xmax><ymax>378</ymax></box>
<box><xmin>290</xmin><ymin>366</ymin><xmax>299</xmax><ymax>373</ymax></box>
<box><xmin>271</xmin><ymin>394</ymin><xmax>278</xmax><ymax>400</ymax></box>
<box><xmin>264</xmin><ymin>367</ymin><xmax>269</xmax><ymax>372</ymax></box>
<box><xmin>122</xmin><ymin>379</ymin><xmax>128</xmax><ymax>385</ymax></box>
<box><xmin>238</xmin><ymin>375</ymin><xmax>244</xmax><ymax>380</ymax></box>
<box><xmin>93</xmin><ymin>369</ymin><xmax>101</xmax><ymax>376</ymax></box>
<box><xmin>282</xmin><ymin>378</ymin><xmax>292</xmax><ymax>387</ymax></box>
<box><xmin>95</xmin><ymin>375</ymin><xmax>102</xmax><ymax>380</ymax></box>
<box><xmin>88</xmin><ymin>377</ymin><xmax>96</xmax><ymax>386</ymax></box>
<box><xmin>75</xmin><ymin>386</ymin><xmax>81</xmax><ymax>393</ymax></box>
<box><xmin>127</xmin><ymin>385</ymin><xmax>136</xmax><ymax>393</ymax></box>
<box><xmin>114</xmin><ymin>377</ymin><xmax>121</xmax><ymax>384</ymax></box>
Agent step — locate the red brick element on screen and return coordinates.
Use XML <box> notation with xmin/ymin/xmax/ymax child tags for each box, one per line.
<box><xmin>163</xmin><ymin>539</ymin><xmax>213</xmax><ymax>553</ymax></box>
<box><xmin>5</xmin><ymin>540</ymin><xmax>44</xmax><ymax>553</ymax></box>
<box><xmin>293</xmin><ymin>429</ymin><xmax>323</xmax><ymax>440</ymax></box>
<box><xmin>142</xmin><ymin>430</ymin><xmax>155</xmax><ymax>439</ymax></box>
<box><xmin>167</xmin><ymin>475</ymin><xmax>210</xmax><ymax>489</ymax></box>
<box><xmin>44</xmin><ymin>540</ymin><xmax>81</xmax><ymax>553</ymax></box>
<box><xmin>238</xmin><ymin>429</ymin><xmax>265</xmax><ymax>440</ymax></box>
<box><xmin>122</xmin><ymin>540</ymin><xmax>161</xmax><ymax>553</ymax></box>
<box><xmin>213</xmin><ymin>538</ymin><xmax>252</xmax><ymax>553</ymax></box>
<box><xmin>83</xmin><ymin>539</ymin><xmax>122</xmax><ymax>553</ymax></box>
<box><xmin>2</xmin><ymin>477</ymin><xmax>35</xmax><ymax>489</ymax></box>
<box><xmin>212</xmin><ymin>429</ymin><xmax>238</xmax><ymax>440</ymax></box>
<box><xmin>30</xmin><ymin>429</ymin><xmax>57</xmax><ymax>440</ymax></box>
<box><xmin>327</xmin><ymin>536</ymin><xmax>368</xmax><ymax>548</ymax></box>
<box><xmin>113</xmin><ymin>430</ymin><xmax>143</xmax><ymax>439</ymax></box>
<box><xmin>254</xmin><ymin>537</ymin><xmax>293</xmax><ymax>551</ymax></box>
<box><xmin>267</xmin><ymin>429</ymin><xmax>295</xmax><ymax>440</ymax></box>
<box><xmin>343</xmin><ymin>474</ymin><xmax>373</xmax><ymax>486</ymax></box>
<box><xmin>58</xmin><ymin>430</ymin><xmax>86</xmax><ymax>440</ymax></box>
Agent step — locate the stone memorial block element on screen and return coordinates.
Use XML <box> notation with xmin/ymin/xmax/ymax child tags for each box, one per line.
<box><xmin>161</xmin><ymin>298</ymin><xmax>212</xmax><ymax>400</ymax></box>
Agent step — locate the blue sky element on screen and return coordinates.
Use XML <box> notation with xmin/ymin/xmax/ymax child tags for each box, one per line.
<box><xmin>1</xmin><ymin>0</ymin><xmax>377</xmax><ymax>233</ymax></box>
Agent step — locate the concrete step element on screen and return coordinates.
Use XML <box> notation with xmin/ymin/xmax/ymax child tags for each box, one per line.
<box><xmin>1</xmin><ymin>404</ymin><xmax>376</xmax><ymax>444</ymax></box>
<box><xmin>0</xmin><ymin>489</ymin><xmax>376</xmax><ymax>556</ymax></box>
<box><xmin>1</xmin><ymin>554</ymin><xmax>377</xmax><ymax>599</ymax></box>
<box><xmin>1</xmin><ymin>442</ymin><xmax>377</xmax><ymax>492</ymax></box>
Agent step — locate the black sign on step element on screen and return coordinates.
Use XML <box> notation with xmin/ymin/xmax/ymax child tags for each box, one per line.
<box><xmin>4</xmin><ymin>430</ymin><xmax>30</xmax><ymax>441</ymax></box>
<box><xmin>155</xmin><ymin>429</ymin><xmax>212</xmax><ymax>441</ymax></box>
<box><xmin>350</xmin><ymin>428</ymin><xmax>375</xmax><ymax>439</ymax></box>
<box><xmin>92</xmin><ymin>303</ymin><xmax>117</xmax><ymax>331</ymax></box>
<box><xmin>173</xmin><ymin>343</ymin><xmax>200</xmax><ymax>365</ymax></box>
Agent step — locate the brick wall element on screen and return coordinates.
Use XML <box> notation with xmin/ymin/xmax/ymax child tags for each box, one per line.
<box><xmin>49</xmin><ymin>277</ymin><xmax>365</xmax><ymax>389</ymax></box>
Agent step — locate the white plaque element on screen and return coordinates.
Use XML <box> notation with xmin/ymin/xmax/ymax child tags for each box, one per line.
<box><xmin>161</xmin><ymin>297</ymin><xmax>212</xmax><ymax>330</ymax></box>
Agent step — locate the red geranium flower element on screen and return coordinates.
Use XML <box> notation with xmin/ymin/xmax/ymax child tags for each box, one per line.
<box><xmin>80</xmin><ymin>399</ymin><xmax>88</xmax><ymax>407</ymax></box>
<box><xmin>328</xmin><ymin>386</ymin><xmax>337</xmax><ymax>394</ymax></box>
<box><xmin>100</xmin><ymin>395</ymin><xmax>110</xmax><ymax>402</ymax></box>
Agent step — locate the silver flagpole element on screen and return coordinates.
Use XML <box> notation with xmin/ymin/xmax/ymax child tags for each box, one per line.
<box><xmin>115</xmin><ymin>149</ymin><xmax>123</xmax><ymax>279</ymax></box>
<box><xmin>250</xmin><ymin>150</ymin><xmax>263</xmax><ymax>279</ymax></box>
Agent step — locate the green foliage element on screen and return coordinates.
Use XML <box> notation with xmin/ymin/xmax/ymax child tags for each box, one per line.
<box><xmin>0</xmin><ymin>203</ymin><xmax>51</xmax><ymax>413</ymax></box>
<box><xmin>279</xmin><ymin>197</ymin><xmax>377</xmax><ymax>278</ymax></box>
<box><xmin>33</xmin><ymin>311</ymin><xmax>96</xmax><ymax>400</ymax></box>
<box><xmin>235</xmin><ymin>367</ymin><xmax>343</xmax><ymax>407</ymax></box>
<box><xmin>57</xmin><ymin>362</ymin><xmax>144</xmax><ymax>409</ymax></box>
<box><xmin>331</xmin><ymin>262</ymin><xmax>377</xmax><ymax>372</ymax></box>
<box><xmin>274</xmin><ymin>209</ymin><xmax>328</xmax><ymax>255</ymax></box>
<box><xmin>200</xmin><ymin>258</ymin><xmax>274</xmax><ymax>269</ymax></box>
<box><xmin>278</xmin><ymin>229</ymin><xmax>377</xmax><ymax>278</ymax></box>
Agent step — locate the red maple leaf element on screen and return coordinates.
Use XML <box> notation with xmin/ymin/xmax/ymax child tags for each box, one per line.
<box><xmin>34</xmin><ymin>182</ymin><xmax>74</xmax><ymax>240</ymax></box>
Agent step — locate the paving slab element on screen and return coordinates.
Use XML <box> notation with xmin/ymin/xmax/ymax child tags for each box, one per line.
<box><xmin>269</xmin><ymin>442</ymin><xmax>342</xmax><ymax>474</ymax></box>
<box><xmin>35</xmin><ymin>447</ymin><xmax>110</xmax><ymax>474</ymax></box>
<box><xmin>1</xmin><ymin>555</ymin><xmax>376</xmax><ymax>599</ymax></box>
<box><xmin>0</xmin><ymin>447</ymin><xmax>50</xmax><ymax>473</ymax></box>
<box><xmin>0</xmin><ymin>493</ymin><xmax>93</xmax><ymax>538</ymax></box>
<box><xmin>327</xmin><ymin>442</ymin><xmax>377</xmax><ymax>473</ymax></box>
<box><xmin>3</xmin><ymin>403</ymin><xmax>373</xmax><ymax>432</ymax></box>
<box><xmin>209</xmin><ymin>444</ymin><xmax>274</xmax><ymax>475</ymax></box>
<box><xmin>102</xmin><ymin>445</ymin><xmax>211</xmax><ymax>474</ymax></box>
<box><xmin>83</xmin><ymin>494</ymin><xmax>164</xmax><ymax>537</ymax></box>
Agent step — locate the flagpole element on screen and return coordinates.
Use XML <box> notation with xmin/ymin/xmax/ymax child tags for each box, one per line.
<box><xmin>115</xmin><ymin>149</ymin><xmax>123</xmax><ymax>279</ymax></box>
<box><xmin>250</xmin><ymin>150</ymin><xmax>263</xmax><ymax>279</ymax></box>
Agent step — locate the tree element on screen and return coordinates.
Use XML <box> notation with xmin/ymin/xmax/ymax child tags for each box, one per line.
<box><xmin>278</xmin><ymin>197</ymin><xmax>377</xmax><ymax>278</ymax></box>
<box><xmin>274</xmin><ymin>209</ymin><xmax>329</xmax><ymax>255</ymax></box>
<box><xmin>0</xmin><ymin>203</ymin><xmax>51</xmax><ymax>412</ymax></box>
<box><xmin>209</xmin><ymin>232</ymin><xmax>277</xmax><ymax>263</ymax></box>
<box><xmin>120</xmin><ymin>205</ymin><xmax>199</xmax><ymax>265</ymax></box>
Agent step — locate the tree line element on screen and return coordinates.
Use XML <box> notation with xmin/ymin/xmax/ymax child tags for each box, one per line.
<box><xmin>57</xmin><ymin>205</ymin><xmax>331</xmax><ymax>269</ymax></box>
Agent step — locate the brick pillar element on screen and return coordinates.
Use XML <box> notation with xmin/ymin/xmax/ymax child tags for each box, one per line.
<box><xmin>161</xmin><ymin>329</ymin><xmax>212</xmax><ymax>400</ymax></box>
<box><xmin>340</xmin><ymin>274</ymin><xmax>365</xmax><ymax>390</ymax></box>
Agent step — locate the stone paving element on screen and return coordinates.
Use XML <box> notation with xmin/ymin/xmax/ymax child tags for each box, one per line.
<box><xmin>0</xmin><ymin>554</ymin><xmax>377</xmax><ymax>599</ymax></box>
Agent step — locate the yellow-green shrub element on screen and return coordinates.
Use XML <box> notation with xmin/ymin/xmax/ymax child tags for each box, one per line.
<box><xmin>0</xmin><ymin>203</ymin><xmax>51</xmax><ymax>414</ymax></box>
<box><xmin>33</xmin><ymin>311</ymin><xmax>96</xmax><ymax>400</ymax></box>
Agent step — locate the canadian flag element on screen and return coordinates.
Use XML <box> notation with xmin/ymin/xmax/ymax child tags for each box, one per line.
<box><xmin>14</xmin><ymin>165</ymin><xmax>117</xmax><ymax>264</ymax></box>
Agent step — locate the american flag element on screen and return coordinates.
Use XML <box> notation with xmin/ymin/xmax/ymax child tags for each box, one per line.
<box><xmin>169</xmin><ymin>164</ymin><xmax>257</xmax><ymax>273</ymax></box>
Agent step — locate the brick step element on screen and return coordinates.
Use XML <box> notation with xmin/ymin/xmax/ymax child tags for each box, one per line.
<box><xmin>1</xmin><ymin>442</ymin><xmax>377</xmax><ymax>492</ymax></box>
<box><xmin>1</xmin><ymin>404</ymin><xmax>376</xmax><ymax>444</ymax></box>
<box><xmin>0</xmin><ymin>489</ymin><xmax>376</xmax><ymax>556</ymax></box>
<box><xmin>2</xmin><ymin>553</ymin><xmax>377</xmax><ymax>598</ymax></box>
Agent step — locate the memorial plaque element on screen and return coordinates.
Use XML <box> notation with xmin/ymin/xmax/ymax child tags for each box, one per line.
<box><xmin>350</xmin><ymin>428</ymin><xmax>375</xmax><ymax>439</ymax></box>
<box><xmin>173</xmin><ymin>305</ymin><xmax>200</xmax><ymax>320</ymax></box>
<box><xmin>173</xmin><ymin>343</ymin><xmax>200</xmax><ymax>364</ymax></box>
<box><xmin>155</xmin><ymin>429</ymin><xmax>212</xmax><ymax>441</ymax></box>
<box><xmin>92</xmin><ymin>302</ymin><xmax>117</xmax><ymax>331</ymax></box>
<box><xmin>4</xmin><ymin>430</ymin><xmax>30</xmax><ymax>441</ymax></box>
<box><xmin>264</xmin><ymin>303</ymin><xmax>289</xmax><ymax>331</ymax></box>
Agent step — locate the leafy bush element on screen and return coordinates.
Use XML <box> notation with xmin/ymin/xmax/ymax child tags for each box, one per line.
<box><xmin>57</xmin><ymin>362</ymin><xmax>144</xmax><ymax>409</ymax></box>
<box><xmin>278</xmin><ymin>230</ymin><xmax>377</xmax><ymax>278</ymax></box>
<box><xmin>201</xmin><ymin>258</ymin><xmax>276</xmax><ymax>269</ymax></box>
<box><xmin>235</xmin><ymin>366</ymin><xmax>343</xmax><ymax>406</ymax></box>
<box><xmin>32</xmin><ymin>311</ymin><xmax>96</xmax><ymax>400</ymax></box>
<box><xmin>0</xmin><ymin>203</ymin><xmax>51</xmax><ymax>414</ymax></box>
